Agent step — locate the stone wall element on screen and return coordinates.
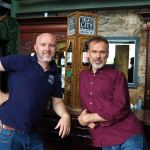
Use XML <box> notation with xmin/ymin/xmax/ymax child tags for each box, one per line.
<box><xmin>97</xmin><ymin>9</ymin><xmax>147</xmax><ymax>103</ymax></box>
<box><xmin>59</xmin><ymin>9</ymin><xmax>148</xmax><ymax>103</ymax></box>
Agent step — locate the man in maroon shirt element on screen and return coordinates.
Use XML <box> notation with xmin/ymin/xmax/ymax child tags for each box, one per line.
<box><xmin>78</xmin><ymin>36</ymin><xmax>147</xmax><ymax>150</ymax></box>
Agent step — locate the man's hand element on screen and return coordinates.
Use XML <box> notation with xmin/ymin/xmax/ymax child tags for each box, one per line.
<box><xmin>87</xmin><ymin>122</ymin><xmax>97</xmax><ymax>129</ymax></box>
<box><xmin>78</xmin><ymin>109</ymin><xmax>90</xmax><ymax>126</ymax></box>
<box><xmin>55</xmin><ymin>113</ymin><xmax>71</xmax><ymax>138</ymax></box>
<box><xmin>52</xmin><ymin>97</ymin><xmax>71</xmax><ymax>138</ymax></box>
<box><xmin>0</xmin><ymin>91</ymin><xmax>8</xmax><ymax>105</ymax></box>
<box><xmin>78</xmin><ymin>109</ymin><xmax>105</xmax><ymax>128</ymax></box>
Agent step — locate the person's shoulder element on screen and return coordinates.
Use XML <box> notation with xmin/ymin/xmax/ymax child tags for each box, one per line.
<box><xmin>10</xmin><ymin>54</ymin><xmax>30</xmax><ymax>59</ymax></box>
<box><xmin>104</xmin><ymin>65</ymin><xmax>116</xmax><ymax>74</ymax></box>
<box><xmin>116</xmin><ymin>70</ymin><xmax>126</xmax><ymax>78</ymax></box>
<box><xmin>104</xmin><ymin>65</ymin><xmax>125</xmax><ymax>77</ymax></box>
<box><xmin>1</xmin><ymin>54</ymin><xmax>29</xmax><ymax>61</ymax></box>
<box><xmin>17</xmin><ymin>54</ymin><xmax>32</xmax><ymax>63</ymax></box>
<box><xmin>11</xmin><ymin>55</ymin><xmax>34</xmax><ymax>68</ymax></box>
<box><xmin>80</xmin><ymin>69</ymin><xmax>90</xmax><ymax>78</ymax></box>
<box><xmin>80</xmin><ymin>68</ymin><xmax>90</xmax><ymax>75</ymax></box>
<box><xmin>109</xmin><ymin>68</ymin><xmax>126</xmax><ymax>80</ymax></box>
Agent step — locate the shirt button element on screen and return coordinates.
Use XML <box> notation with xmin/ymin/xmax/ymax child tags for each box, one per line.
<box><xmin>90</xmin><ymin>102</ymin><xmax>92</xmax><ymax>105</ymax></box>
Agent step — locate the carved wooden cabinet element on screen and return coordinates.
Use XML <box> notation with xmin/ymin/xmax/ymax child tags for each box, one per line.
<box><xmin>64</xmin><ymin>12</ymin><xmax>98</xmax><ymax>112</ymax></box>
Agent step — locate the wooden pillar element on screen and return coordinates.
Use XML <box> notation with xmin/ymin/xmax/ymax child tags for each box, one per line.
<box><xmin>64</xmin><ymin>12</ymin><xmax>98</xmax><ymax>113</ymax></box>
<box><xmin>138</xmin><ymin>12</ymin><xmax>150</xmax><ymax>109</ymax></box>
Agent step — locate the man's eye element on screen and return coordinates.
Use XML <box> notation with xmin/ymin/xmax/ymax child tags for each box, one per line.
<box><xmin>101</xmin><ymin>51</ymin><xmax>105</xmax><ymax>54</ymax></box>
<box><xmin>41</xmin><ymin>44</ymin><xmax>46</xmax><ymax>46</ymax></box>
<box><xmin>92</xmin><ymin>50</ymin><xmax>97</xmax><ymax>53</ymax></box>
<box><xmin>49</xmin><ymin>44</ymin><xmax>56</xmax><ymax>48</ymax></box>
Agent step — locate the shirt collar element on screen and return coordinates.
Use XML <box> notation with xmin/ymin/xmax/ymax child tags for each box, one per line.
<box><xmin>31</xmin><ymin>54</ymin><xmax>57</xmax><ymax>73</ymax></box>
<box><xmin>89</xmin><ymin>64</ymin><xmax>108</xmax><ymax>74</ymax></box>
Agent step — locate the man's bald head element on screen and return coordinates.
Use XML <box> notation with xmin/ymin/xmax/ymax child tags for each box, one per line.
<box><xmin>36</xmin><ymin>33</ymin><xmax>56</xmax><ymax>45</ymax></box>
<box><xmin>34</xmin><ymin>33</ymin><xmax>57</xmax><ymax>64</ymax></box>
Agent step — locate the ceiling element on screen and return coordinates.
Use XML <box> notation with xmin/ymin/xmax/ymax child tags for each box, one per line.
<box><xmin>1</xmin><ymin>0</ymin><xmax>150</xmax><ymax>18</ymax></box>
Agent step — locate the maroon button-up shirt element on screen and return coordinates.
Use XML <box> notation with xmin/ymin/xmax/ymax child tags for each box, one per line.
<box><xmin>80</xmin><ymin>65</ymin><xmax>143</xmax><ymax>147</ymax></box>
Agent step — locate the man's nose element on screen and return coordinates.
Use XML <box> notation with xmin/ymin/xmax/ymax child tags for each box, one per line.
<box><xmin>45</xmin><ymin>45</ymin><xmax>50</xmax><ymax>50</ymax></box>
<box><xmin>96</xmin><ymin>52</ymin><xmax>101</xmax><ymax>58</ymax></box>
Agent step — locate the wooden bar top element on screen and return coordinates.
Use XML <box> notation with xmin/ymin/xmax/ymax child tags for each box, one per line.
<box><xmin>134</xmin><ymin>109</ymin><xmax>150</xmax><ymax>126</ymax></box>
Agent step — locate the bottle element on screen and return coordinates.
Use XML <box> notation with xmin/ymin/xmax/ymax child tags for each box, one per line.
<box><xmin>61</xmin><ymin>77</ymin><xmax>65</xmax><ymax>90</ymax></box>
<box><xmin>82</xmin><ymin>41</ymin><xmax>89</xmax><ymax>66</ymax></box>
<box><xmin>60</xmin><ymin>52</ymin><xmax>66</xmax><ymax>77</ymax></box>
<box><xmin>60</xmin><ymin>52</ymin><xmax>65</xmax><ymax>92</ymax></box>
<box><xmin>60</xmin><ymin>52</ymin><xmax>65</xmax><ymax>67</ymax></box>
<box><xmin>136</xmin><ymin>96</ymin><xmax>142</xmax><ymax>111</ymax></box>
<box><xmin>67</xmin><ymin>41</ymin><xmax>72</xmax><ymax>65</ymax></box>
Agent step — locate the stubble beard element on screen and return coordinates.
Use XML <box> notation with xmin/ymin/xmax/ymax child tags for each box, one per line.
<box><xmin>38</xmin><ymin>55</ymin><xmax>53</xmax><ymax>64</ymax></box>
<box><xmin>92</xmin><ymin>63</ymin><xmax>105</xmax><ymax>70</ymax></box>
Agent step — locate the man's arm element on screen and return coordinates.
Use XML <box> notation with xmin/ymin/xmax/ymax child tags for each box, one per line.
<box><xmin>95</xmin><ymin>72</ymin><xmax>130</xmax><ymax>126</ymax></box>
<box><xmin>0</xmin><ymin>61</ymin><xmax>7</xmax><ymax>105</ymax></box>
<box><xmin>0</xmin><ymin>91</ymin><xmax>8</xmax><ymax>105</ymax></box>
<box><xmin>52</xmin><ymin>97</ymin><xmax>71</xmax><ymax>138</ymax></box>
<box><xmin>78</xmin><ymin>109</ymin><xmax>107</xmax><ymax>128</ymax></box>
<box><xmin>0</xmin><ymin>61</ymin><xmax>5</xmax><ymax>71</ymax></box>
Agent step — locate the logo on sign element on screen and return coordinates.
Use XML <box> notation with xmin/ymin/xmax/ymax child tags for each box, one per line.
<box><xmin>79</xmin><ymin>16</ymin><xmax>95</xmax><ymax>35</ymax></box>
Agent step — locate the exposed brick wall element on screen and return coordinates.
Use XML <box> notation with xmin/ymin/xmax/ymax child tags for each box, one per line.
<box><xmin>59</xmin><ymin>8</ymin><xmax>149</xmax><ymax>103</ymax></box>
<box><xmin>97</xmin><ymin>9</ymin><xmax>146</xmax><ymax>103</ymax></box>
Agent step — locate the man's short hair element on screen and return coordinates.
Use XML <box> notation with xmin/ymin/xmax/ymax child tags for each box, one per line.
<box><xmin>86</xmin><ymin>36</ymin><xmax>109</xmax><ymax>50</ymax></box>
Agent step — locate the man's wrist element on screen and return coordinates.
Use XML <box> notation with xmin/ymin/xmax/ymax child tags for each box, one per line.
<box><xmin>61</xmin><ymin>112</ymin><xmax>70</xmax><ymax>119</ymax></box>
